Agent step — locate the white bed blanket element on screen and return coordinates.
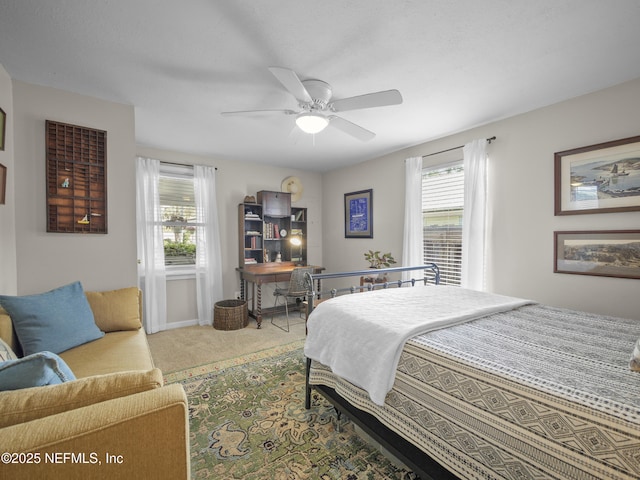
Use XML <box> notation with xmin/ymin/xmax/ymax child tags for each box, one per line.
<box><xmin>304</xmin><ymin>286</ymin><xmax>533</xmax><ymax>405</ymax></box>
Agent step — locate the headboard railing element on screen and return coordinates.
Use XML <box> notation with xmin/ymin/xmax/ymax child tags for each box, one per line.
<box><xmin>304</xmin><ymin>264</ymin><xmax>440</xmax><ymax>314</ymax></box>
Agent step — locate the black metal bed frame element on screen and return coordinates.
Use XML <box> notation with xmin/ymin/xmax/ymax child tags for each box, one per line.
<box><xmin>303</xmin><ymin>264</ymin><xmax>458</xmax><ymax>480</ymax></box>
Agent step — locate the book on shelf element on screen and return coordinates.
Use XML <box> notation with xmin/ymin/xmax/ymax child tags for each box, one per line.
<box><xmin>244</xmin><ymin>258</ymin><xmax>257</xmax><ymax>264</ymax></box>
<box><xmin>248</xmin><ymin>236</ymin><xmax>262</xmax><ymax>249</ymax></box>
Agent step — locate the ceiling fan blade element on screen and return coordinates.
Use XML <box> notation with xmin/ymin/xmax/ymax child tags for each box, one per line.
<box><xmin>221</xmin><ymin>109</ymin><xmax>297</xmax><ymax>116</ymax></box>
<box><xmin>330</xmin><ymin>89</ymin><xmax>402</xmax><ymax>112</ymax></box>
<box><xmin>268</xmin><ymin>67</ymin><xmax>313</xmax><ymax>103</ymax></box>
<box><xmin>328</xmin><ymin>115</ymin><xmax>376</xmax><ymax>141</ymax></box>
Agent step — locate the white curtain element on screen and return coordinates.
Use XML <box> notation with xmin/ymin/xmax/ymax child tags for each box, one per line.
<box><xmin>194</xmin><ymin>165</ymin><xmax>224</xmax><ymax>326</ymax></box>
<box><xmin>402</xmin><ymin>156</ymin><xmax>424</xmax><ymax>284</ymax></box>
<box><xmin>135</xmin><ymin>157</ymin><xmax>167</xmax><ymax>333</ymax></box>
<box><xmin>462</xmin><ymin>139</ymin><xmax>488</xmax><ymax>291</ymax></box>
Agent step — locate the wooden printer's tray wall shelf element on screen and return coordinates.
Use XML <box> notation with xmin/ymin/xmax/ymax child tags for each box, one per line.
<box><xmin>46</xmin><ymin>120</ymin><xmax>107</xmax><ymax>233</ymax></box>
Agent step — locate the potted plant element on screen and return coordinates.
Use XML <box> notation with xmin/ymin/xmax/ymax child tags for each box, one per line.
<box><xmin>364</xmin><ymin>250</ymin><xmax>396</xmax><ymax>279</ymax></box>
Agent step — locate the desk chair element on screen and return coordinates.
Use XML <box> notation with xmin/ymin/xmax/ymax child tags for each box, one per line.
<box><xmin>272</xmin><ymin>266</ymin><xmax>314</xmax><ymax>332</ymax></box>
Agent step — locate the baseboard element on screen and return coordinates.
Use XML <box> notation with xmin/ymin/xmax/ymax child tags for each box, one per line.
<box><xmin>164</xmin><ymin>318</ymin><xmax>199</xmax><ymax>330</ymax></box>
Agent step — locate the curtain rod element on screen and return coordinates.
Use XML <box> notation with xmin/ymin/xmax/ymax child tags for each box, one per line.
<box><xmin>161</xmin><ymin>160</ymin><xmax>217</xmax><ymax>170</ymax></box>
<box><xmin>422</xmin><ymin>136</ymin><xmax>496</xmax><ymax>158</ymax></box>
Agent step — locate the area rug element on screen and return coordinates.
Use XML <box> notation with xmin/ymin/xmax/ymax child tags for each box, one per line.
<box><xmin>165</xmin><ymin>340</ymin><xmax>416</xmax><ymax>479</ymax></box>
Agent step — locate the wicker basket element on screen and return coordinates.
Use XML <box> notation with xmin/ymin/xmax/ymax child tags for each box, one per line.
<box><xmin>213</xmin><ymin>299</ymin><xmax>248</xmax><ymax>330</ymax></box>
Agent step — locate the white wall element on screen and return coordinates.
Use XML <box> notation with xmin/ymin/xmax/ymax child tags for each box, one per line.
<box><xmin>323</xmin><ymin>77</ymin><xmax>640</xmax><ymax>321</ymax></box>
<box><xmin>3</xmin><ymin>78</ymin><xmax>323</xmax><ymax>328</ymax></box>
<box><xmin>0</xmin><ymin>65</ymin><xmax>17</xmax><ymax>295</ymax></box>
<box><xmin>12</xmin><ymin>81</ymin><xmax>137</xmax><ymax>294</ymax></box>
<box><xmin>136</xmin><ymin>146</ymin><xmax>323</xmax><ymax>326</ymax></box>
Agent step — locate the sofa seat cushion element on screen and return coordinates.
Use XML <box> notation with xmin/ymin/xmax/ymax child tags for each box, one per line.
<box><xmin>0</xmin><ymin>368</ymin><xmax>163</xmax><ymax>428</ymax></box>
<box><xmin>60</xmin><ymin>329</ymin><xmax>154</xmax><ymax>378</ymax></box>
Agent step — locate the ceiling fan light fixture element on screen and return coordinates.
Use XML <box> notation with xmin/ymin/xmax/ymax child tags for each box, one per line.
<box><xmin>296</xmin><ymin>113</ymin><xmax>329</xmax><ymax>134</ymax></box>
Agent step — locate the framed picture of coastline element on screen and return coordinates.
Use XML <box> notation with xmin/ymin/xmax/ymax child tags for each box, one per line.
<box><xmin>344</xmin><ymin>189</ymin><xmax>373</xmax><ymax>238</ymax></box>
<box><xmin>554</xmin><ymin>135</ymin><xmax>640</xmax><ymax>215</ymax></box>
<box><xmin>554</xmin><ymin>230</ymin><xmax>640</xmax><ymax>279</ymax></box>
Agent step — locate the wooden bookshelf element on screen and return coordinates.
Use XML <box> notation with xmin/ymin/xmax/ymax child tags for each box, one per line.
<box><xmin>238</xmin><ymin>191</ymin><xmax>308</xmax><ymax>267</ymax></box>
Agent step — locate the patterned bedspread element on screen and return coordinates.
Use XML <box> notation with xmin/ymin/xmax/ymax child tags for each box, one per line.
<box><xmin>308</xmin><ymin>303</ymin><xmax>640</xmax><ymax>480</ymax></box>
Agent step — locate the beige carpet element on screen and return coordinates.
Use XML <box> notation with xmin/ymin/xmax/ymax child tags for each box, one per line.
<box><xmin>147</xmin><ymin>313</ymin><xmax>307</xmax><ymax>373</ymax></box>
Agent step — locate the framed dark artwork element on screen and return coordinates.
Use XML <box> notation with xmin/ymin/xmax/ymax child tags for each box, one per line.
<box><xmin>554</xmin><ymin>135</ymin><xmax>640</xmax><ymax>215</ymax></box>
<box><xmin>344</xmin><ymin>189</ymin><xmax>373</xmax><ymax>238</ymax></box>
<box><xmin>0</xmin><ymin>163</ymin><xmax>6</xmax><ymax>204</ymax></box>
<box><xmin>554</xmin><ymin>230</ymin><xmax>640</xmax><ymax>279</ymax></box>
<box><xmin>0</xmin><ymin>107</ymin><xmax>5</xmax><ymax>150</ymax></box>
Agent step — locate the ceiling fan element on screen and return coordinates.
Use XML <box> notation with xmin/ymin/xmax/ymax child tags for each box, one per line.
<box><xmin>221</xmin><ymin>67</ymin><xmax>403</xmax><ymax>141</ymax></box>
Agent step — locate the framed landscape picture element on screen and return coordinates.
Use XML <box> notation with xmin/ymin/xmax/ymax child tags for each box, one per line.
<box><xmin>554</xmin><ymin>135</ymin><xmax>640</xmax><ymax>215</ymax></box>
<box><xmin>0</xmin><ymin>107</ymin><xmax>5</xmax><ymax>150</ymax></box>
<box><xmin>344</xmin><ymin>189</ymin><xmax>373</xmax><ymax>238</ymax></box>
<box><xmin>554</xmin><ymin>230</ymin><xmax>640</xmax><ymax>279</ymax></box>
<box><xmin>0</xmin><ymin>163</ymin><xmax>6</xmax><ymax>204</ymax></box>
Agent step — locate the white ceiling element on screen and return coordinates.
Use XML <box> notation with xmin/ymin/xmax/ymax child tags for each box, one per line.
<box><xmin>1</xmin><ymin>1</ymin><xmax>640</xmax><ymax>172</ymax></box>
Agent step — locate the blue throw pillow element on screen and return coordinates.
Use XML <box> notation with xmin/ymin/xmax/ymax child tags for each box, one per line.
<box><xmin>0</xmin><ymin>351</ymin><xmax>76</xmax><ymax>391</ymax></box>
<box><xmin>0</xmin><ymin>281</ymin><xmax>104</xmax><ymax>356</ymax></box>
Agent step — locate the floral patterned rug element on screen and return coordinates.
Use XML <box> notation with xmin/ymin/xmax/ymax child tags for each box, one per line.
<box><xmin>165</xmin><ymin>340</ymin><xmax>415</xmax><ymax>479</ymax></box>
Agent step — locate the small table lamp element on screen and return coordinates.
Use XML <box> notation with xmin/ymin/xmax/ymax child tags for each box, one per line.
<box><xmin>290</xmin><ymin>236</ymin><xmax>303</xmax><ymax>265</ymax></box>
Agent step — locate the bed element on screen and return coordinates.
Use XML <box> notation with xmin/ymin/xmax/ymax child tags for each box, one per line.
<box><xmin>303</xmin><ymin>265</ymin><xmax>640</xmax><ymax>480</ymax></box>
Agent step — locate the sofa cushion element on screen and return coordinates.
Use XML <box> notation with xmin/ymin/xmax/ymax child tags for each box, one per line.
<box><xmin>0</xmin><ymin>368</ymin><xmax>163</xmax><ymax>428</ymax></box>
<box><xmin>85</xmin><ymin>287</ymin><xmax>142</xmax><ymax>332</ymax></box>
<box><xmin>59</xmin><ymin>328</ymin><xmax>155</xmax><ymax>378</ymax></box>
<box><xmin>0</xmin><ymin>337</ymin><xmax>17</xmax><ymax>362</ymax></box>
<box><xmin>0</xmin><ymin>351</ymin><xmax>76</xmax><ymax>391</ymax></box>
<box><xmin>0</xmin><ymin>281</ymin><xmax>104</xmax><ymax>356</ymax></box>
<box><xmin>0</xmin><ymin>307</ymin><xmax>21</xmax><ymax>356</ymax></box>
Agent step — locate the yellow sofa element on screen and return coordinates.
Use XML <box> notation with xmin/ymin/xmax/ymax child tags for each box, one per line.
<box><xmin>0</xmin><ymin>287</ymin><xmax>190</xmax><ymax>480</ymax></box>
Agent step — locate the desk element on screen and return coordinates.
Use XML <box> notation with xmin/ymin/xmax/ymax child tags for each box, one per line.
<box><xmin>237</xmin><ymin>262</ymin><xmax>324</xmax><ymax>328</ymax></box>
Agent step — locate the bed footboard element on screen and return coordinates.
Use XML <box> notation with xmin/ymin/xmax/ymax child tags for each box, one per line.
<box><xmin>303</xmin><ymin>265</ymin><xmax>451</xmax><ymax>479</ymax></box>
<box><xmin>304</xmin><ymin>263</ymin><xmax>439</xmax><ymax>409</ymax></box>
<box><xmin>303</xmin><ymin>263</ymin><xmax>440</xmax><ymax>314</ymax></box>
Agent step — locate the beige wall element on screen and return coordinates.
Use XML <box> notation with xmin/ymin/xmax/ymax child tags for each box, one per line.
<box><xmin>136</xmin><ymin>146</ymin><xmax>323</xmax><ymax>327</ymax></box>
<box><xmin>0</xmin><ymin>65</ymin><xmax>17</xmax><ymax>295</ymax></box>
<box><xmin>3</xmin><ymin>74</ymin><xmax>639</xmax><ymax>324</ymax></box>
<box><xmin>2</xmin><ymin>78</ymin><xmax>323</xmax><ymax>327</ymax></box>
<box><xmin>11</xmin><ymin>81</ymin><xmax>137</xmax><ymax>294</ymax></box>
<box><xmin>323</xmin><ymin>77</ymin><xmax>640</xmax><ymax>320</ymax></box>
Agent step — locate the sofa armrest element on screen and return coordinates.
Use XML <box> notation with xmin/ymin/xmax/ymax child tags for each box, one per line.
<box><xmin>0</xmin><ymin>384</ymin><xmax>189</xmax><ymax>480</ymax></box>
<box><xmin>0</xmin><ymin>368</ymin><xmax>164</xmax><ymax>428</ymax></box>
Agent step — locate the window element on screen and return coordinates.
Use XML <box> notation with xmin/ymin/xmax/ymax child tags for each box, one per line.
<box><xmin>422</xmin><ymin>162</ymin><xmax>464</xmax><ymax>285</ymax></box>
<box><xmin>159</xmin><ymin>164</ymin><xmax>200</xmax><ymax>267</ymax></box>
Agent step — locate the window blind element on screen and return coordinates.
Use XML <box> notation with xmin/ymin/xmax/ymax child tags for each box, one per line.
<box><xmin>422</xmin><ymin>163</ymin><xmax>464</xmax><ymax>285</ymax></box>
<box><xmin>159</xmin><ymin>163</ymin><xmax>199</xmax><ymax>266</ymax></box>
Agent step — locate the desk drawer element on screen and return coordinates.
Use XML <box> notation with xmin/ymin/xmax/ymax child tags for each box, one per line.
<box><xmin>274</xmin><ymin>273</ymin><xmax>291</xmax><ymax>283</ymax></box>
